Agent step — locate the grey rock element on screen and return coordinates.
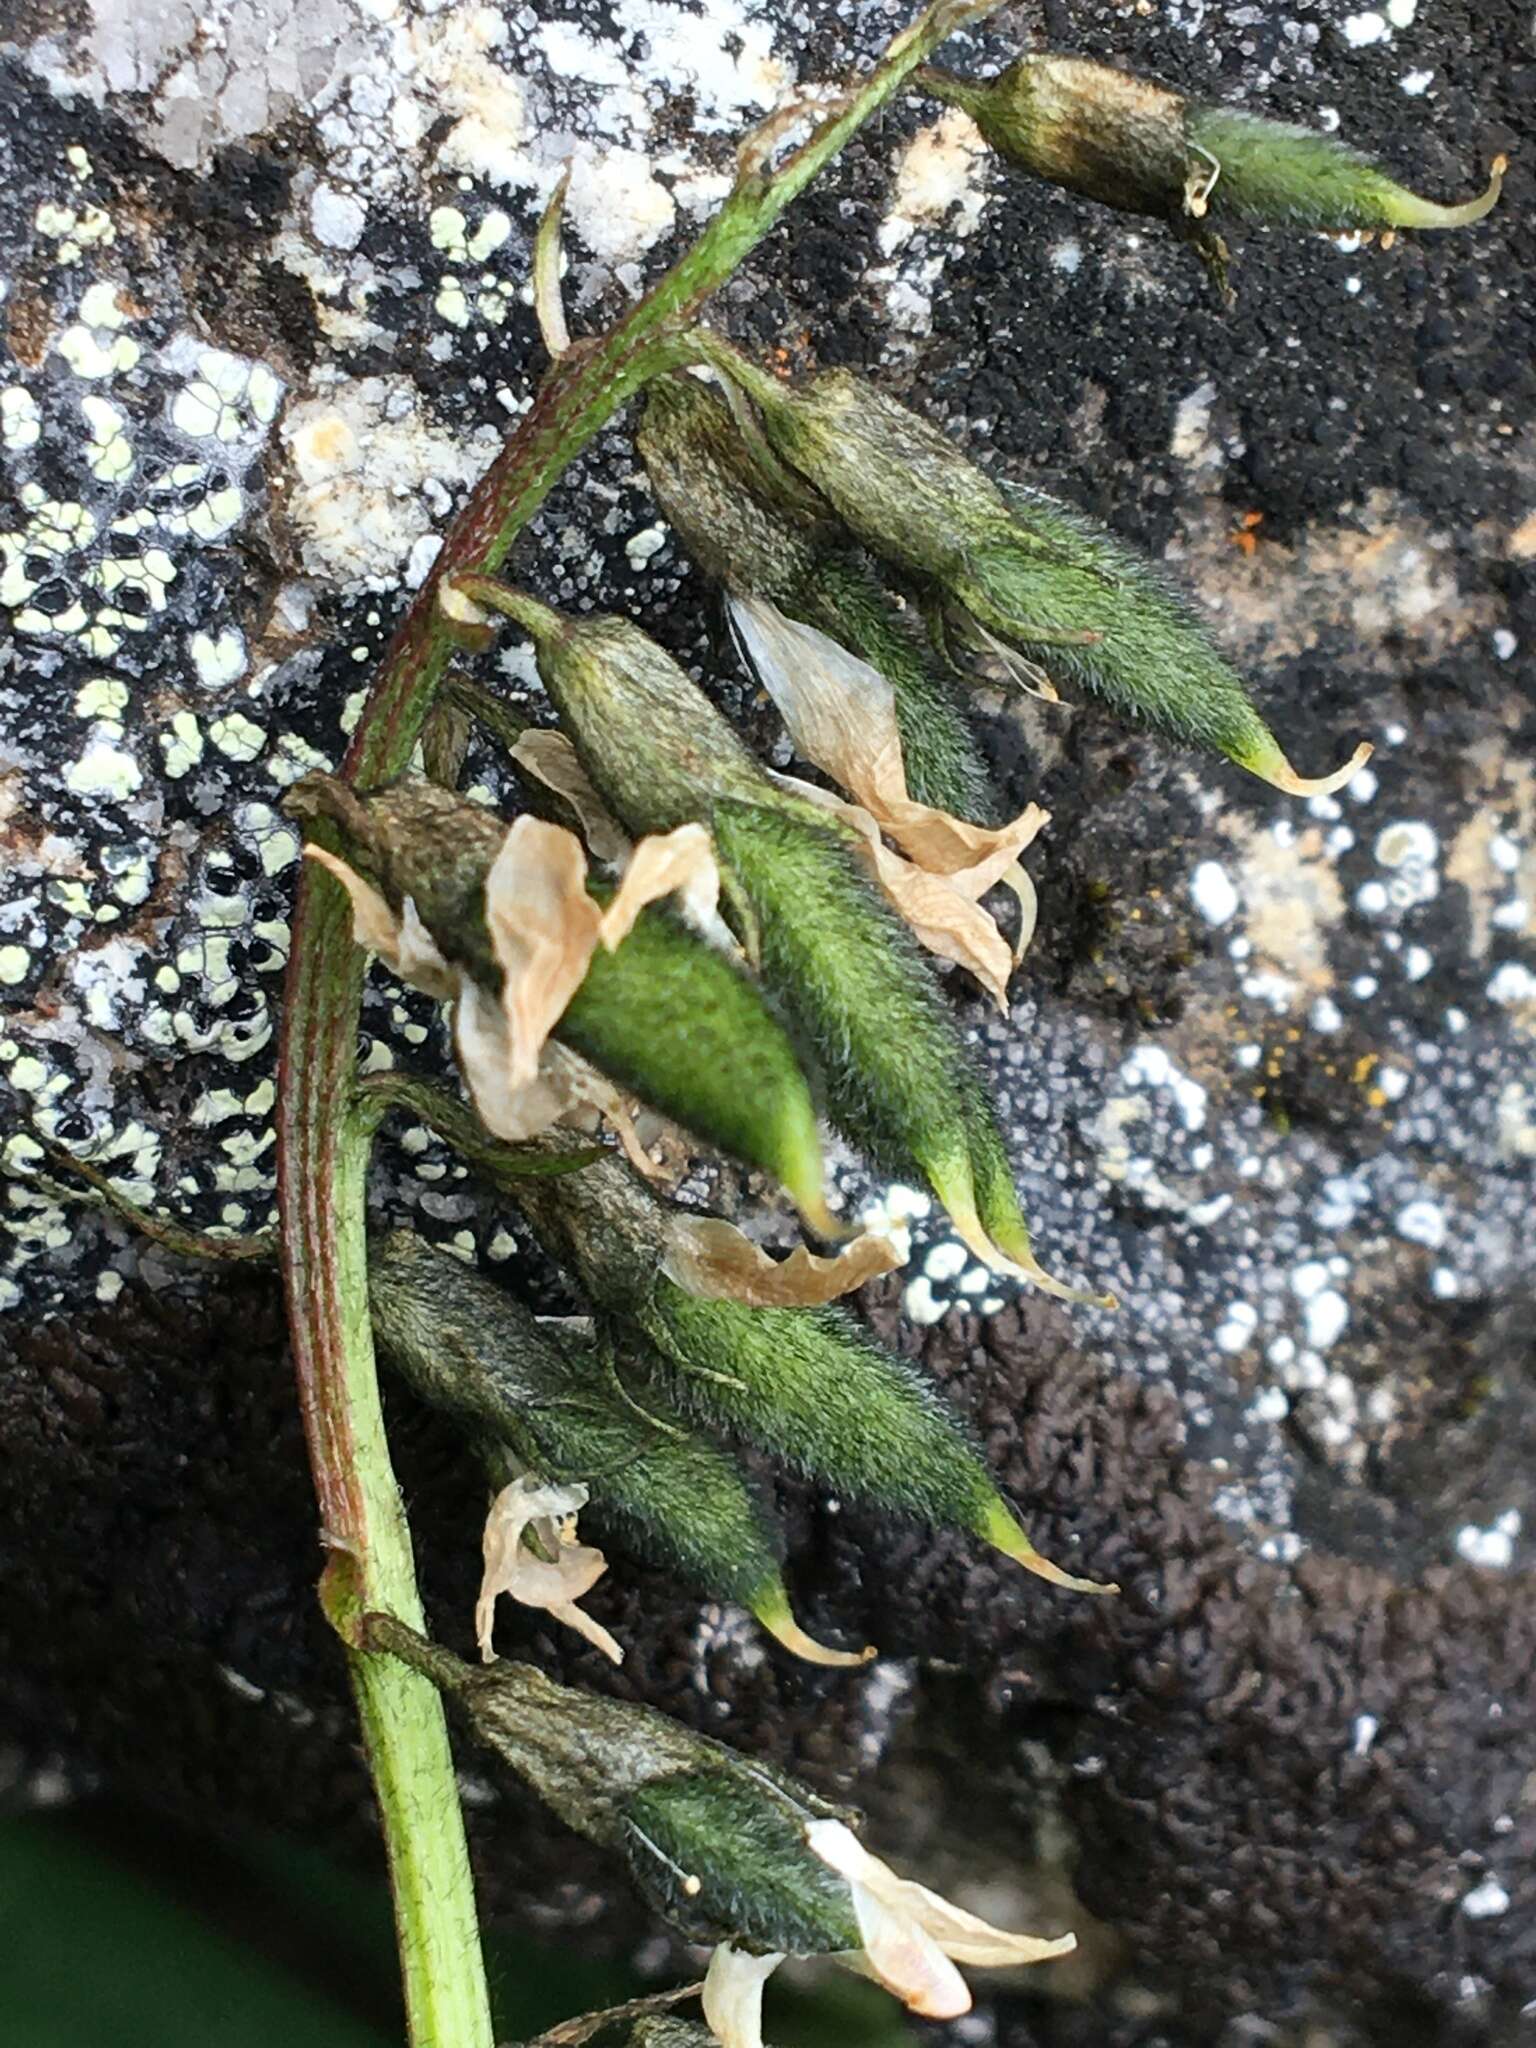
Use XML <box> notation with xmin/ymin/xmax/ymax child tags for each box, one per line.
<box><xmin>1</xmin><ymin>0</ymin><xmax>1533</xmax><ymax>2038</ymax></box>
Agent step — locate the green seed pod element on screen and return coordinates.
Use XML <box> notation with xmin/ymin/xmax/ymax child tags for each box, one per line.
<box><xmin>458</xmin><ymin>592</ymin><xmax>1090</xmax><ymax>1292</ymax></box>
<box><xmin>368</xmin><ymin>1229</ymin><xmax>868</xmax><ymax>1664</ymax></box>
<box><xmin>923</xmin><ymin>55</ymin><xmax>1505</xmax><ymax>233</ymax></box>
<box><xmin>1185</xmin><ymin>106</ymin><xmax>1507</xmax><ymax>232</ymax></box>
<box><xmin>469</xmin><ymin>595</ymin><xmax>768</xmax><ymax>837</ymax></box>
<box><xmin>711</xmin><ymin>795</ymin><xmax>1091</xmax><ymax>1299</ymax></box>
<box><xmin>370</xmin><ymin>1618</ymin><xmax>1077</xmax><ymax>2007</ymax></box>
<box><xmin>641</xmin><ymin>1283</ymin><xmax>1014</xmax><ymax>1550</ymax></box>
<box><xmin>364</xmin><ymin>1618</ymin><xmax>853</xmax><ymax>1851</ymax></box>
<box><xmin>638</xmin><ymin>374</ymin><xmax>999</xmax><ymax>823</ymax></box>
<box><xmin>987</xmin><ymin>479</ymin><xmax>1371</xmax><ymax>796</ymax></box>
<box><xmin>621</xmin><ymin>1768</ymin><xmax>860</xmax><ymax>1954</ymax></box>
<box><xmin>285</xmin><ymin>775</ymin><xmax>832</xmax><ymax>1227</ymax></box>
<box><xmin>572</xmin><ymin>908</ymin><xmax>830</xmax><ymax>1232</ymax></box>
<box><xmin>509</xmin><ymin>1145</ymin><xmax>1109</xmax><ymax>1591</ymax></box>
<box><xmin>719</xmin><ymin>361</ymin><xmax>1369</xmax><ymax>797</ymax></box>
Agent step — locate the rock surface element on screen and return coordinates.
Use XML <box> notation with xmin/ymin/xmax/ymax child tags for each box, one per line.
<box><xmin>1</xmin><ymin>0</ymin><xmax>1533</xmax><ymax>2040</ymax></box>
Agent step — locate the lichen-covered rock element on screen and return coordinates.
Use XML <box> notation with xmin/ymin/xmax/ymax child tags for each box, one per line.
<box><xmin>2</xmin><ymin>0</ymin><xmax>1533</xmax><ymax>2037</ymax></box>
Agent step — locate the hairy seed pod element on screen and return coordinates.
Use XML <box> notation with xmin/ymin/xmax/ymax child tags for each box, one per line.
<box><xmin>727</xmin><ymin>362</ymin><xmax>1369</xmax><ymax>796</ymax></box>
<box><xmin>285</xmin><ymin>775</ymin><xmax>830</xmax><ymax>1225</ymax></box>
<box><xmin>474</xmin><ymin>597</ymin><xmax>1088</xmax><ymax>1293</ymax></box>
<box><xmin>1184</xmin><ymin>106</ymin><xmax>1506</xmax><ymax>231</ymax></box>
<box><xmin>924</xmin><ymin>55</ymin><xmax>1504</xmax><ymax>233</ymax></box>
<box><xmin>509</xmin><ymin>1145</ymin><xmax>1110</xmax><ymax>1591</ymax></box>
<box><xmin>620</xmin><ymin>1768</ymin><xmax>862</xmax><ymax>1953</ymax></box>
<box><xmin>638</xmin><ymin>375</ymin><xmax>999</xmax><ymax>823</ymax></box>
<box><xmin>368</xmin><ymin>1230</ymin><xmax>867</xmax><ymax>1663</ymax></box>
<box><xmin>709</xmin><ymin>796</ymin><xmax>1089</xmax><ymax>1298</ymax></box>
<box><xmin>365</xmin><ymin>1618</ymin><xmax>853</xmax><ymax>1851</ymax></box>
<box><xmin>640</xmin><ymin>1281</ymin><xmax>1018</xmax><ymax>1546</ymax></box>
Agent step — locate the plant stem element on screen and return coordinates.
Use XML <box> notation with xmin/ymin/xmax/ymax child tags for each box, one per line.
<box><xmin>273</xmin><ymin>8</ymin><xmax>1001</xmax><ymax>2044</ymax></box>
<box><xmin>359</xmin><ymin>1071</ymin><xmax>604</xmax><ymax>1184</ymax></box>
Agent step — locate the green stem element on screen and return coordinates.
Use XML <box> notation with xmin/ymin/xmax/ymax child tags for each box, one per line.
<box><xmin>358</xmin><ymin>1071</ymin><xmax>604</xmax><ymax>1184</ymax></box>
<box><xmin>30</xmin><ymin>1142</ymin><xmax>277</xmax><ymax>1264</ymax></box>
<box><xmin>273</xmin><ymin>8</ymin><xmax>1001</xmax><ymax>2044</ymax></box>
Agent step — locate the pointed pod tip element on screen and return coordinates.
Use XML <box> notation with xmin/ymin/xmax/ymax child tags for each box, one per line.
<box><xmin>998</xmin><ymin>1241</ymin><xmax>1115</xmax><ymax>1311</ymax></box>
<box><xmin>753</xmin><ymin>1590</ymin><xmax>878</xmax><ymax>1667</ymax></box>
<box><xmin>1387</xmin><ymin>153</ymin><xmax>1507</xmax><ymax>230</ymax></box>
<box><xmin>983</xmin><ymin>1512</ymin><xmax>1119</xmax><ymax>1596</ymax></box>
<box><xmin>1261</xmin><ymin>737</ymin><xmax>1374</xmax><ymax>799</ymax></box>
<box><xmin>943</xmin><ymin>1187</ymin><xmax>1111</xmax><ymax>1308</ymax></box>
<box><xmin>1239</xmin><ymin>733</ymin><xmax>1374</xmax><ymax>799</ymax></box>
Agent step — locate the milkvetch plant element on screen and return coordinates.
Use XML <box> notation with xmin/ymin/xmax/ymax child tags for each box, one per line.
<box><xmin>254</xmin><ymin>4</ymin><xmax>1502</xmax><ymax>2041</ymax></box>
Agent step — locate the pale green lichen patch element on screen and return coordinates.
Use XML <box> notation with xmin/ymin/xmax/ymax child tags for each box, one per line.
<box><xmin>35</xmin><ymin>198</ymin><xmax>116</xmax><ymax>263</ymax></box>
<box><xmin>56</xmin><ymin>321</ymin><xmax>139</xmax><ymax>380</ymax></box>
<box><xmin>159</xmin><ymin>712</ymin><xmax>204</xmax><ymax>778</ymax></box>
<box><xmin>208</xmin><ymin>712</ymin><xmax>267</xmax><ymax>764</ymax></box>
<box><xmin>82</xmin><ymin>395</ymin><xmax>134</xmax><ymax>482</ymax></box>
<box><xmin>168</xmin><ymin>345</ymin><xmax>284</xmax><ymax>443</ymax></box>
<box><xmin>64</xmin><ymin>734</ymin><xmax>143</xmax><ymax>801</ymax></box>
<box><xmin>189</xmin><ymin>627</ymin><xmax>247</xmax><ymax>689</ymax></box>
<box><xmin>1</xmin><ymin>386</ymin><xmax>41</xmax><ymax>450</ymax></box>
<box><xmin>72</xmin><ymin>675</ymin><xmax>129</xmax><ymax>722</ymax></box>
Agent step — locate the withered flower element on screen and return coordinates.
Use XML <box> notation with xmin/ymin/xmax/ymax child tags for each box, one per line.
<box><xmin>476</xmin><ymin>1472</ymin><xmax>623</xmax><ymax>1665</ymax></box>
<box><xmin>703</xmin><ymin>1816</ymin><xmax>1075</xmax><ymax>2048</ymax></box>
<box><xmin>731</xmin><ymin>595</ymin><xmax>1041</xmax><ymax>1008</ymax></box>
<box><xmin>285</xmin><ymin>775</ymin><xmax>835</xmax><ymax>1232</ymax></box>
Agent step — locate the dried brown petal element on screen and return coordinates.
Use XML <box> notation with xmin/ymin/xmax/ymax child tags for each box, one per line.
<box><xmin>771</xmin><ymin>774</ymin><xmax>1023</xmax><ymax>1011</ymax></box>
<box><xmin>304</xmin><ymin>845</ymin><xmax>458</xmax><ymax>999</ymax></box>
<box><xmin>511</xmin><ymin>728</ymin><xmax>633</xmax><ymax>865</ymax></box>
<box><xmin>484</xmin><ymin>818</ymin><xmax>605</xmax><ymax>1088</ymax></box>
<box><xmin>663</xmin><ymin>1215</ymin><xmax>902</xmax><ymax>1307</ymax></box>
<box><xmin>731</xmin><ymin>595</ymin><xmax>1046</xmax><ymax>875</ymax></box>
<box><xmin>597</xmin><ymin>824</ymin><xmax>722</xmax><ymax>952</ymax></box>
